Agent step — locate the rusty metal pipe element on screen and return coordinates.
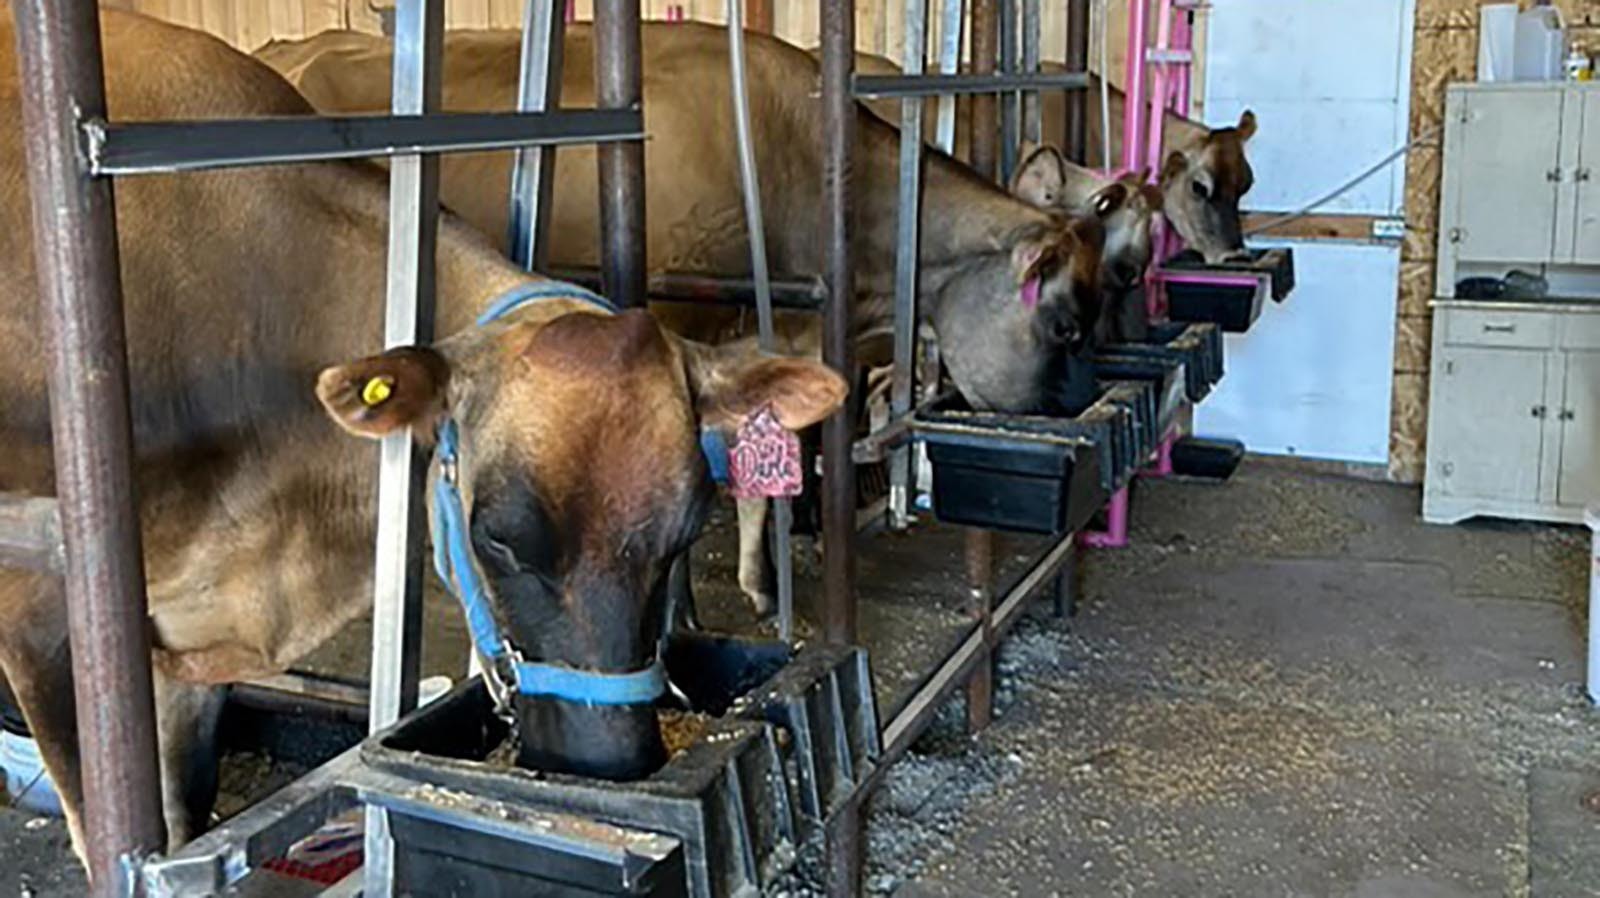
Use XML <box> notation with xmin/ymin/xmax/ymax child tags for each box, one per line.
<box><xmin>969</xmin><ymin>0</ymin><xmax>999</xmax><ymax>181</ymax></box>
<box><xmin>594</xmin><ymin>0</ymin><xmax>647</xmax><ymax>308</ymax></box>
<box><xmin>11</xmin><ymin>0</ymin><xmax>165</xmax><ymax>888</ymax></box>
<box><xmin>1066</xmin><ymin>0</ymin><xmax>1090</xmax><ymax>163</ymax></box>
<box><xmin>819</xmin><ymin>0</ymin><xmax>857</xmax><ymax>649</ymax></box>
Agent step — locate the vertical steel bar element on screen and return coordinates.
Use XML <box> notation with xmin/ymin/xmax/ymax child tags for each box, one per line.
<box><xmin>888</xmin><ymin>0</ymin><xmax>927</xmax><ymax>532</ymax></box>
<box><xmin>365</xmin><ymin>2</ymin><xmax>443</xmax><ymax>893</ymax></box>
<box><xmin>1064</xmin><ymin>0</ymin><xmax>1089</xmax><ymax>162</ymax></box>
<box><xmin>11</xmin><ymin>3</ymin><xmax>165</xmax><ymax>889</ymax></box>
<box><xmin>1172</xmin><ymin>0</ymin><xmax>1193</xmax><ymax>114</ymax></box>
<box><xmin>825</xmin><ymin>798</ymin><xmax>864</xmax><ymax>898</ymax></box>
<box><xmin>997</xmin><ymin>0</ymin><xmax>1020</xmax><ymax>181</ymax></box>
<box><xmin>1122</xmin><ymin>0</ymin><xmax>1149</xmax><ymax>175</ymax></box>
<box><xmin>969</xmin><ymin>0</ymin><xmax>999</xmax><ymax>180</ymax></box>
<box><xmin>820</xmin><ymin>0</ymin><xmax>857</xmax><ymax>649</ymax></box>
<box><xmin>963</xmin><ymin>529</ymin><xmax>995</xmax><ymax>732</ymax></box>
<box><xmin>932</xmin><ymin>0</ymin><xmax>962</xmax><ymax>154</ymax></box>
<box><xmin>594</xmin><ymin>0</ymin><xmax>647</xmax><ymax>308</ymax></box>
<box><xmin>723</xmin><ymin>0</ymin><xmax>794</xmax><ymax>644</ymax></box>
<box><xmin>1021</xmin><ymin>0</ymin><xmax>1041</xmax><ymax>146</ymax></box>
<box><xmin>507</xmin><ymin>0</ymin><xmax>566</xmax><ymax>271</ymax></box>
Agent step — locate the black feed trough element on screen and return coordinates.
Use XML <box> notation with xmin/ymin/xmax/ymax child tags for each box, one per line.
<box><xmin>1091</xmin><ymin>355</ymin><xmax>1186</xmax><ymax>438</ymax></box>
<box><xmin>1161</xmin><ymin>247</ymin><xmax>1295</xmax><ymax>333</ymax></box>
<box><xmin>360</xmin><ymin>633</ymin><xmax>878</xmax><ymax>898</ymax></box>
<box><xmin>1105</xmin><ymin>322</ymin><xmax>1225</xmax><ymax>403</ymax></box>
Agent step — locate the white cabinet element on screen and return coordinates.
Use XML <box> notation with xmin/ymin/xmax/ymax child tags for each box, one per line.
<box><xmin>1439</xmin><ymin>82</ymin><xmax>1600</xmax><ymax>290</ymax></box>
<box><xmin>1424</xmin><ymin>301</ymin><xmax>1600</xmax><ymax>524</ymax></box>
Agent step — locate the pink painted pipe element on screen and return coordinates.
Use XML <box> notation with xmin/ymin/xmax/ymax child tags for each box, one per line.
<box><xmin>1122</xmin><ymin>0</ymin><xmax>1149</xmax><ymax>177</ymax></box>
<box><xmin>1080</xmin><ymin>487</ymin><xmax>1131</xmax><ymax>549</ymax></box>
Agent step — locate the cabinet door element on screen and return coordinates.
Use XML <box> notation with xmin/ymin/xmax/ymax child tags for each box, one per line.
<box><xmin>1450</xmin><ymin>90</ymin><xmax>1565</xmax><ymax>263</ymax></box>
<box><xmin>1558</xmin><ymin>352</ymin><xmax>1600</xmax><ymax>506</ymax></box>
<box><xmin>1569</xmin><ymin>90</ymin><xmax>1600</xmax><ymax>264</ymax></box>
<box><xmin>1430</xmin><ymin>347</ymin><xmax>1549</xmax><ymax>503</ymax></box>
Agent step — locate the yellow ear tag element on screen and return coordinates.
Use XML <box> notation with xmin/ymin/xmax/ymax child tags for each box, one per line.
<box><xmin>361</xmin><ymin>376</ymin><xmax>395</xmax><ymax>407</ymax></box>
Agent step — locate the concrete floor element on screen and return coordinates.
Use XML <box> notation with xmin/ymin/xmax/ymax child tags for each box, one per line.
<box><xmin>4</xmin><ymin>462</ymin><xmax>1598</xmax><ymax>897</ymax></box>
<box><xmin>864</xmin><ymin>462</ymin><xmax>1600</xmax><ymax>898</ymax></box>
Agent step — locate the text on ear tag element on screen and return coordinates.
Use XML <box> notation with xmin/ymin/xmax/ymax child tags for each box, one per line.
<box><xmin>728</xmin><ymin>406</ymin><xmax>803</xmax><ymax>499</ymax></box>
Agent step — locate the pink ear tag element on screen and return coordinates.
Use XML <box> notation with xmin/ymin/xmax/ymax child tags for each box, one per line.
<box><xmin>1020</xmin><ymin>276</ymin><xmax>1042</xmax><ymax>310</ymax></box>
<box><xmin>728</xmin><ymin>405</ymin><xmax>804</xmax><ymax>499</ymax></box>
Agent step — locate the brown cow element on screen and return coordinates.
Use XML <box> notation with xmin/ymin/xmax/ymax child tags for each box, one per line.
<box><xmin>0</xmin><ymin>8</ymin><xmax>845</xmax><ymax>867</ymax></box>
<box><xmin>850</xmin><ymin>52</ymin><xmax>1258</xmax><ymax>264</ymax></box>
<box><xmin>259</xmin><ymin>24</ymin><xmax>1107</xmax><ymax>613</ymax></box>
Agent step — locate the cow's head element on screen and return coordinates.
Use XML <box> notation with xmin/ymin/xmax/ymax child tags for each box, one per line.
<box><xmin>316</xmin><ymin>304</ymin><xmax>845</xmax><ymax>780</ymax></box>
<box><xmin>1161</xmin><ymin>110</ymin><xmax>1257</xmax><ymax>264</ymax></box>
<box><xmin>930</xmin><ymin>215</ymin><xmax>1105</xmax><ymax>413</ymax></box>
<box><xmin>1010</xmin><ymin>144</ymin><xmax>1164</xmax><ymax>292</ymax></box>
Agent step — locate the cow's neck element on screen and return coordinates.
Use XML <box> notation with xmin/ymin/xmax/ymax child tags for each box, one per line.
<box><xmin>853</xmin><ymin>117</ymin><xmax>1052</xmax><ymax>335</ymax></box>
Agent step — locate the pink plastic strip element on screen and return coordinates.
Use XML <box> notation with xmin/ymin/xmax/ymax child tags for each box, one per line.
<box><xmin>1079</xmin><ymin>487</ymin><xmax>1131</xmax><ymax>549</ymax></box>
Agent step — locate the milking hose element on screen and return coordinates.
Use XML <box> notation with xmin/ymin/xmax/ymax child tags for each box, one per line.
<box><xmin>1244</xmin><ymin>125</ymin><xmax>1443</xmax><ymax>236</ymax></box>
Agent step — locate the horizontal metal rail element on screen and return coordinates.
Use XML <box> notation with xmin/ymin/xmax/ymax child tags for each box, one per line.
<box><xmin>86</xmin><ymin>109</ymin><xmax>644</xmax><ymax>176</ymax></box>
<box><xmin>853</xmin><ymin>71</ymin><xmax>1088</xmax><ymax>99</ymax></box>
<box><xmin>545</xmin><ymin>266</ymin><xmax>826</xmax><ymax>309</ymax></box>
<box><xmin>850</xmin><ymin>389</ymin><xmax>956</xmax><ymax>464</ymax></box>
<box><xmin>0</xmin><ymin>493</ymin><xmax>63</xmax><ymax>573</ymax></box>
<box><xmin>873</xmin><ymin>527</ymin><xmax>1077</xmax><ymax>774</ymax></box>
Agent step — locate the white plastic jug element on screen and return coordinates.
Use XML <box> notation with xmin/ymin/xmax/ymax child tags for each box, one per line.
<box><xmin>1</xmin><ymin>728</ymin><xmax>64</xmax><ymax>817</ymax></box>
<box><xmin>1516</xmin><ymin>4</ymin><xmax>1566</xmax><ymax>81</ymax></box>
<box><xmin>1479</xmin><ymin>4</ymin><xmax>1518</xmax><ymax>82</ymax></box>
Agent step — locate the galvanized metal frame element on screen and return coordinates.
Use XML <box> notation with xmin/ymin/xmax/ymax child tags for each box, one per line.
<box><xmin>886</xmin><ymin>0</ymin><xmax>928</xmax><ymax>531</ymax></box>
<box><xmin>506</xmin><ymin>0</ymin><xmax>568</xmax><ymax>270</ymax></box>
<box><xmin>5</xmin><ymin>0</ymin><xmax>648</xmax><ymax>893</ymax></box>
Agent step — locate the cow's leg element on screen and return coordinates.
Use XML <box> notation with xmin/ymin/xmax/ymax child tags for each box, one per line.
<box><xmin>152</xmin><ymin>672</ymin><xmax>227</xmax><ymax>849</ymax></box>
<box><xmin>735</xmin><ymin>497</ymin><xmax>775</xmax><ymax>616</ymax></box>
<box><xmin>0</xmin><ymin>576</ymin><xmax>89</xmax><ymax>865</ymax></box>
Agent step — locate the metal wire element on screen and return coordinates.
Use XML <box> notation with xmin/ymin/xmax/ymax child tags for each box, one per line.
<box><xmin>1245</xmin><ymin>125</ymin><xmax>1442</xmax><ymax>236</ymax></box>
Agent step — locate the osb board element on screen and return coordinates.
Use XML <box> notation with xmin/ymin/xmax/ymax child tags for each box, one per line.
<box><xmin>1390</xmin><ymin>0</ymin><xmax>1600</xmax><ymax>481</ymax></box>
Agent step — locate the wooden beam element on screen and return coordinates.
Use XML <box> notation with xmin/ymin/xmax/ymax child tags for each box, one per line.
<box><xmin>1243</xmin><ymin>211</ymin><xmax>1392</xmax><ymax>242</ymax></box>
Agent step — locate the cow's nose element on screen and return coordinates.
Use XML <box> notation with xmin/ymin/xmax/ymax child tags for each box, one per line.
<box><xmin>1112</xmin><ymin>261</ymin><xmax>1144</xmax><ymax>288</ymax></box>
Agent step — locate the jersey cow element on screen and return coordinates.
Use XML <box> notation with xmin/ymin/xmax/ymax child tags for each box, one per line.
<box><xmin>259</xmin><ymin>24</ymin><xmax>1106</xmax><ymax>613</ymax></box>
<box><xmin>849</xmin><ymin>51</ymin><xmax>1258</xmax><ymax>264</ymax></box>
<box><xmin>0</xmin><ymin>9</ymin><xmax>844</xmax><ymax>869</ymax></box>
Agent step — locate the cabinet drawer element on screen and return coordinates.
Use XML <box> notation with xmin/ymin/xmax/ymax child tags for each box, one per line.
<box><xmin>1557</xmin><ymin>314</ymin><xmax>1600</xmax><ymax>349</ymax></box>
<box><xmin>1444</xmin><ymin>309</ymin><xmax>1554</xmax><ymax>348</ymax></box>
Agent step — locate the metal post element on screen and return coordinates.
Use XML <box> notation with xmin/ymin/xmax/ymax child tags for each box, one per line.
<box><xmin>820</xmin><ymin>0</ymin><xmax>858</xmax><ymax>649</ymax></box>
<box><xmin>970</xmin><ymin>0</ymin><xmax>999</xmax><ymax>180</ymax></box>
<box><xmin>1021</xmin><ymin>0</ymin><xmax>1041</xmax><ymax>146</ymax></box>
<box><xmin>888</xmin><ymin>0</ymin><xmax>927</xmax><ymax>532</ymax></box>
<box><xmin>998</xmin><ymin>0</ymin><xmax>1020</xmax><ymax>181</ymax></box>
<box><xmin>507</xmin><ymin>0</ymin><xmax>567</xmax><ymax>270</ymax></box>
<box><xmin>964</xmin><ymin>529</ymin><xmax>995</xmax><ymax>732</ymax></box>
<box><xmin>1122</xmin><ymin>0</ymin><xmax>1149</xmax><ymax>174</ymax></box>
<box><xmin>825</xmin><ymin>798</ymin><xmax>864</xmax><ymax>898</ymax></box>
<box><xmin>932</xmin><ymin>0</ymin><xmax>963</xmax><ymax>154</ymax></box>
<box><xmin>1065</xmin><ymin>0</ymin><xmax>1089</xmax><ymax>162</ymax></box>
<box><xmin>594</xmin><ymin>0</ymin><xmax>646</xmax><ymax>308</ymax></box>
<box><xmin>365</xmin><ymin>1</ymin><xmax>443</xmax><ymax>893</ymax></box>
<box><xmin>11</xmin><ymin>3</ymin><xmax>165</xmax><ymax>889</ymax></box>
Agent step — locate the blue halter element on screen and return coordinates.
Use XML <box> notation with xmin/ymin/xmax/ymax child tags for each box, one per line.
<box><xmin>429</xmin><ymin>281</ymin><xmax>668</xmax><ymax>708</ymax></box>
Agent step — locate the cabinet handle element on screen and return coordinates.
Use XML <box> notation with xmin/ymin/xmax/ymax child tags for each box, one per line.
<box><xmin>1532</xmin><ymin>405</ymin><xmax>1548</xmax><ymax>419</ymax></box>
<box><xmin>1548</xmin><ymin>168</ymin><xmax>1565</xmax><ymax>183</ymax></box>
<box><xmin>1482</xmin><ymin>323</ymin><xmax>1517</xmax><ymax>334</ymax></box>
<box><xmin>1448</xmin><ymin>227</ymin><xmax>1464</xmax><ymax>244</ymax></box>
<box><xmin>1579</xmin><ymin>168</ymin><xmax>1594</xmax><ymax>183</ymax></box>
<box><xmin>1560</xmin><ymin>409</ymin><xmax>1576</xmax><ymax>421</ymax></box>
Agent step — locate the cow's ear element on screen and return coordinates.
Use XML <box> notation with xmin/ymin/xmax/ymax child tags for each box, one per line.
<box><xmin>1010</xmin><ymin>142</ymin><xmax>1068</xmax><ymax>208</ymax></box>
<box><xmin>1235</xmin><ymin>109</ymin><xmax>1257</xmax><ymax>141</ymax></box>
<box><xmin>316</xmin><ymin>347</ymin><xmax>451</xmax><ymax>439</ymax></box>
<box><xmin>1089</xmin><ymin>181</ymin><xmax>1130</xmax><ymax>217</ymax></box>
<box><xmin>681</xmin><ymin>340</ymin><xmax>848</xmax><ymax>431</ymax></box>
<box><xmin>1160</xmin><ymin>149</ymin><xmax>1190</xmax><ymax>186</ymax></box>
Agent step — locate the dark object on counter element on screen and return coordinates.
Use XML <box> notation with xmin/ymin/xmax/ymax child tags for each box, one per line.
<box><xmin>1457</xmin><ymin>270</ymin><xmax>1549</xmax><ymax>301</ymax></box>
<box><xmin>1456</xmin><ymin>277</ymin><xmax>1505</xmax><ymax>300</ymax></box>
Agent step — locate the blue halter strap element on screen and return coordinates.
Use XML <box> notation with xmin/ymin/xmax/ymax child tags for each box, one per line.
<box><xmin>429</xmin><ymin>281</ymin><xmax>666</xmax><ymax>708</ymax></box>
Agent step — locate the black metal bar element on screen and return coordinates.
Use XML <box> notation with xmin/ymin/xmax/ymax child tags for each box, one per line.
<box><xmin>86</xmin><ymin>109</ymin><xmax>645</xmax><ymax>176</ymax></box>
<box><xmin>12</xmin><ymin>1</ymin><xmax>165</xmax><ymax>889</ymax></box>
<box><xmin>964</xmin><ymin>529</ymin><xmax>995</xmax><ymax>733</ymax></box>
<box><xmin>998</xmin><ymin>0</ymin><xmax>1020</xmax><ymax>181</ymax></box>
<box><xmin>594</xmin><ymin>0</ymin><xmax>647</xmax><ymax>308</ymax></box>
<box><xmin>853</xmin><ymin>70</ymin><xmax>1088</xmax><ymax>99</ymax></box>
<box><xmin>1065</xmin><ymin>0</ymin><xmax>1090</xmax><ymax>162</ymax></box>
<box><xmin>820</xmin><ymin>0</ymin><xmax>858</xmax><ymax>650</ymax></box>
<box><xmin>0</xmin><ymin>493</ymin><xmax>63</xmax><ymax>573</ymax></box>
<box><xmin>545</xmin><ymin>266</ymin><xmax>826</xmax><ymax>309</ymax></box>
<box><xmin>970</xmin><ymin>0</ymin><xmax>999</xmax><ymax>180</ymax></box>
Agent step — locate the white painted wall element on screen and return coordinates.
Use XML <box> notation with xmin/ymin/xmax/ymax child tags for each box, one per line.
<box><xmin>1193</xmin><ymin>0</ymin><xmax>1415</xmax><ymax>465</ymax></box>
